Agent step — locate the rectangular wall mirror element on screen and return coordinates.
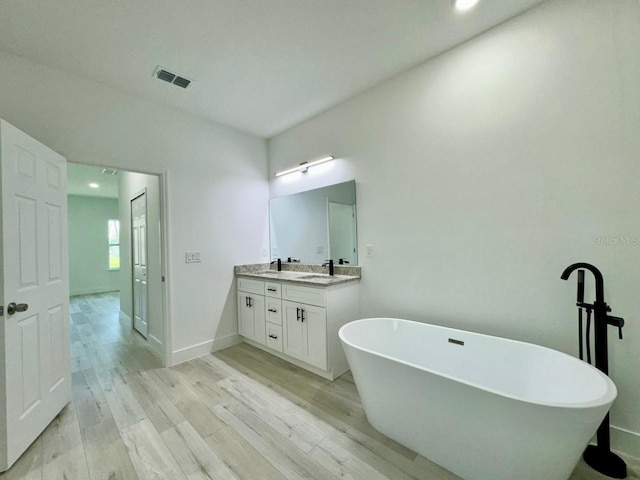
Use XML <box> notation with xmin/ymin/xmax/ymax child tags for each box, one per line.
<box><xmin>270</xmin><ymin>180</ymin><xmax>357</xmax><ymax>265</ymax></box>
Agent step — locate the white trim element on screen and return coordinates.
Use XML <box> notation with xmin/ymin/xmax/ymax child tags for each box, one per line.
<box><xmin>160</xmin><ymin>170</ymin><xmax>172</xmax><ymax>368</ymax></box>
<box><xmin>70</xmin><ymin>287</ymin><xmax>119</xmax><ymax>297</ymax></box>
<box><xmin>611</xmin><ymin>425</ymin><xmax>640</xmax><ymax>459</ymax></box>
<box><xmin>148</xmin><ymin>334</ymin><xmax>163</xmax><ymax>359</ymax></box>
<box><xmin>119</xmin><ymin>310</ymin><xmax>132</xmax><ymax>328</ymax></box>
<box><xmin>170</xmin><ymin>333</ymin><xmax>241</xmax><ymax>366</ymax></box>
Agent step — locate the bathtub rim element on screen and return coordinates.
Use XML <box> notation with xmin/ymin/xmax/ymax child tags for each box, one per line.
<box><xmin>339</xmin><ymin>317</ymin><xmax>617</xmax><ymax>410</ymax></box>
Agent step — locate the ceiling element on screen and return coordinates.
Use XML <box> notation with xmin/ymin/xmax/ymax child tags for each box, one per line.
<box><xmin>67</xmin><ymin>163</ymin><xmax>119</xmax><ymax>199</ymax></box>
<box><xmin>0</xmin><ymin>0</ymin><xmax>543</xmax><ymax>138</ymax></box>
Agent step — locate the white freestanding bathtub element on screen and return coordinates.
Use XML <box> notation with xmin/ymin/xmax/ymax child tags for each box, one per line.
<box><xmin>339</xmin><ymin>318</ymin><xmax>617</xmax><ymax>480</ymax></box>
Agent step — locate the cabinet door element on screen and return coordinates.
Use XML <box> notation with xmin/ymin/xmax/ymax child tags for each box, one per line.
<box><xmin>301</xmin><ymin>304</ymin><xmax>327</xmax><ymax>370</ymax></box>
<box><xmin>237</xmin><ymin>292</ymin><xmax>254</xmax><ymax>338</ymax></box>
<box><xmin>282</xmin><ymin>300</ymin><xmax>305</xmax><ymax>362</ymax></box>
<box><xmin>252</xmin><ymin>294</ymin><xmax>266</xmax><ymax>345</ymax></box>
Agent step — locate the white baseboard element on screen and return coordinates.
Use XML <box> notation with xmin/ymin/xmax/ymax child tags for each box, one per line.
<box><xmin>148</xmin><ymin>334</ymin><xmax>163</xmax><ymax>359</ymax></box>
<box><xmin>119</xmin><ymin>310</ymin><xmax>132</xmax><ymax>328</ymax></box>
<box><xmin>170</xmin><ymin>333</ymin><xmax>241</xmax><ymax>366</ymax></box>
<box><xmin>611</xmin><ymin>425</ymin><xmax>640</xmax><ymax>459</ymax></box>
<box><xmin>71</xmin><ymin>287</ymin><xmax>119</xmax><ymax>297</ymax></box>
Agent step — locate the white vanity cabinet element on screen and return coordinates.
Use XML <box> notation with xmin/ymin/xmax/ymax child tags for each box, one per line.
<box><xmin>236</xmin><ymin>275</ymin><xmax>359</xmax><ymax>380</ymax></box>
<box><xmin>237</xmin><ymin>278</ymin><xmax>266</xmax><ymax>345</ymax></box>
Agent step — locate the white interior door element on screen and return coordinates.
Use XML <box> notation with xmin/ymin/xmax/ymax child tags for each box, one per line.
<box><xmin>0</xmin><ymin>119</ymin><xmax>71</xmax><ymax>471</ymax></box>
<box><xmin>131</xmin><ymin>192</ymin><xmax>148</xmax><ymax>338</ymax></box>
<box><xmin>328</xmin><ymin>202</ymin><xmax>356</xmax><ymax>264</ymax></box>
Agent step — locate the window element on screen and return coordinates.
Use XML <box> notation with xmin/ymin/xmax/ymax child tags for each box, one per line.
<box><xmin>108</xmin><ymin>219</ymin><xmax>120</xmax><ymax>270</ymax></box>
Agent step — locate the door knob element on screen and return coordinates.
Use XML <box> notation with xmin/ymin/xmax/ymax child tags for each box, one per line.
<box><xmin>7</xmin><ymin>303</ymin><xmax>29</xmax><ymax>315</ymax></box>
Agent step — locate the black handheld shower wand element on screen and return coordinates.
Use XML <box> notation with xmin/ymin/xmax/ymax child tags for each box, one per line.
<box><xmin>577</xmin><ymin>270</ymin><xmax>585</xmax><ymax>361</ymax></box>
<box><xmin>561</xmin><ymin>263</ymin><xmax>626</xmax><ymax>479</ymax></box>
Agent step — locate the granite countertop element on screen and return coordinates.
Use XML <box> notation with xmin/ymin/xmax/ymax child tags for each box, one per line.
<box><xmin>235</xmin><ymin>263</ymin><xmax>361</xmax><ymax>286</ymax></box>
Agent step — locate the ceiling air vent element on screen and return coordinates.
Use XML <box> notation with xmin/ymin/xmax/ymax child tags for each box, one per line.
<box><xmin>153</xmin><ymin>66</ymin><xmax>193</xmax><ymax>89</ymax></box>
<box><xmin>172</xmin><ymin>76</ymin><xmax>191</xmax><ymax>89</ymax></box>
<box><xmin>101</xmin><ymin>168</ymin><xmax>118</xmax><ymax>176</ymax></box>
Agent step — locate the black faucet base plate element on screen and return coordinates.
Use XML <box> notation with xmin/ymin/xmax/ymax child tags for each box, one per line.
<box><xmin>583</xmin><ymin>445</ymin><xmax>627</xmax><ymax>478</ymax></box>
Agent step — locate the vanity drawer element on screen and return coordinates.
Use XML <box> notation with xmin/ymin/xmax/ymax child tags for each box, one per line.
<box><xmin>265</xmin><ymin>282</ymin><xmax>281</xmax><ymax>298</ymax></box>
<box><xmin>282</xmin><ymin>283</ymin><xmax>326</xmax><ymax>307</ymax></box>
<box><xmin>266</xmin><ymin>323</ymin><xmax>283</xmax><ymax>352</ymax></box>
<box><xmin>237</xmin><ymin>277</ymin><xmax>264</xmax><ymax>295</ymax></box>
<box><xmin>266</xmin><ymin>298</ymin><xmax>282</xmax><ymax>325</ymax></box>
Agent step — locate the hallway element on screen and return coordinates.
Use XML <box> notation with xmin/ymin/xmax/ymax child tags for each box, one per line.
<box><xmin>70</xmin><ymin>293</ymin><xmax>159</xmax><ymax>375</ymax></box>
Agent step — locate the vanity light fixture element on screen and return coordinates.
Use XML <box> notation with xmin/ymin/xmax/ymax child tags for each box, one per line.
<box><xmin>274</xmin><ymin>155</ymin><xmax>335</xmax><ymax>177</ymax></box>
<box><xmin>88</xmin><ymin>182</ymin><xmax>100</xmax><ymax>189</ymax></box>
<box><xmin>454</xmin><ymin>0</ymin><xmax>479</xmax><ymax>12</ymax></box>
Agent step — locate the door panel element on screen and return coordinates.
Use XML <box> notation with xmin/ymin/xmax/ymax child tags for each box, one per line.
<box><xmin>17</xmin><ymin>196</ymin><xmax>38</xmax><ymax>287</ymax></box>
<box><xmin>48</xmin><ymin>305</ymin><xmax>65</xmax><ymax>390</ymax></box>
<box><xmin>252</xmin><ymin>295</ymin><xmax>265</xmax><ymax>345</ymax></box>
<box><xmin>46</xmin><ymin>204</ymin><xmax>62</xmax><ymax>283</ymax></box>
<box><xmin>302</xmin><ymin>305</ymin><xmax>327</xmax><ymax>370</ymax></box>
<box><xmin>237</xmin><ymin>293</ymin><xmax>254</xmax><ymax>338</ymax></box>
<box><xmin>17</xmin><ymin>313</ymin><xmax>41</xmax><ymax>414</ymax></box>
<box><xmin>1</xmin><ymin>119</ymin><xmax>71</xmax><ymax>471</ymax></box>
<box><xmin>282</xmin><ymin>301</ymin><xmax>305</xmax><ymax>362</ymax></box>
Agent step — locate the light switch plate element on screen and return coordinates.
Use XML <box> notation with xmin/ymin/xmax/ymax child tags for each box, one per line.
<box><xmin>366</xmin><ymin>245</ymin><xmax>373</xmax><ymax>257</ymax></box>
<box><xmin>185</xmin><ymin>251</ymin><xmax>202</xmax><ymax>263</ymax></box>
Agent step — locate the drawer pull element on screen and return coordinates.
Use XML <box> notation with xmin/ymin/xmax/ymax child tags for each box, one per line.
<box><xmin>267</xmin><ymin>287</ymin><xmax>277</xmax><ymax>292</ymax></box>
<box><xmin>296</xmin><ymin>307</ymin><xmax>301</xmax><ymax>321</ymax></box>
<box><xmin>300</xmin><ymin>308</ymin><xmax>305</xmax><ymax>322</ymax></box>
<box><xmin>268</xmin><ymin>308</ymin><xmax>278</xmax><ymax>313</ymax></box>
<box><xmin>268</xmin><ymin>334</ymin><xmax>278</xmax><ymax>339</ymax></box>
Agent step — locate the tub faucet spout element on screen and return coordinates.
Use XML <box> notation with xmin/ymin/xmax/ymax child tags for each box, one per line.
<box><xmin>561</xmin><ymin>262</ymin><xmax>604</xmax><ymax>304</ymax></box>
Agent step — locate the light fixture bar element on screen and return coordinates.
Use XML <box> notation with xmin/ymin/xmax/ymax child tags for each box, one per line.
<box><xmin>274</xmin><ymin>155</ymin><xmax>335</xmax><ymax>177</ymax></box>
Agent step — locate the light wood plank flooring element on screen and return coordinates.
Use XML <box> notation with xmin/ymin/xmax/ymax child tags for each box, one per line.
<box><xmin>1</xmin><ymin>292</ymin><xmax>638</xmax><ymax>480</ymax></box>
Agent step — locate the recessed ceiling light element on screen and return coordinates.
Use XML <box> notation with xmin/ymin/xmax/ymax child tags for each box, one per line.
<box><xmin>89</xmin><ymin>183</ymin><xmax>100</xmax><ymax>189</ymax></box>
<box><xmin>454</xmin><ymin>0</ymin><xmax>480</xmax><ymax>12</ymax></box>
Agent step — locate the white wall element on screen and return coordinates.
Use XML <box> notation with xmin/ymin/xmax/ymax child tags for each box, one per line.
<box><xmin>118</xmin><ymin>171</ymin><xmax>163</xmax><ymax>356</ymax></box>
<box><xmin>68</xmin><ymin>195</ymin><xmax>120</xmax><ymax>296</ymax></box>
<box><xmin>269</xmin><ymin>0</ymin><xmax>640</xmax><ymax>455</ymax></box>
<box><xmin>0</xmin><ymin>50</ymin><xmax>269</xmax><ymax>364</ymax></box>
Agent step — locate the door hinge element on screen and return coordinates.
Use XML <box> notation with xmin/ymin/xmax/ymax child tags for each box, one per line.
<box><xmin>0</xmin><ymin>306</ymin><xmax>3</xmax><ymax>317</ymax></box>
<box><xmin>162</xmin><ymin>276</ymin><xmax>166</xmax><ymax>282</ymax></box>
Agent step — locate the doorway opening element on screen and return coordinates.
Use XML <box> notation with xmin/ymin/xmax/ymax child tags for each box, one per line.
<box><xmin>67</xmin><ymin>163</ymin><xmax>167</xmax><ymax>367</ymax></box>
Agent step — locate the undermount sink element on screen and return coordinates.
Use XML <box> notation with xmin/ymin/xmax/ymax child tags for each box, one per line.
<box><xmin>253</xmin><ymin>270</ymin><xmax>310</xmax><ymax>278</ymax></box>
<box><xmin>249</xmin><ymin>271</ymin><xmax>336</xmax><ymax>281</ymax></box>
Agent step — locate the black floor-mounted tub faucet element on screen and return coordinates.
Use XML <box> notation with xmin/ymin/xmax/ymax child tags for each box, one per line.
<box><xmin>561</xmin><ymin>262</ymin><xmax>626</xmax><ymax>479</ymax></box>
